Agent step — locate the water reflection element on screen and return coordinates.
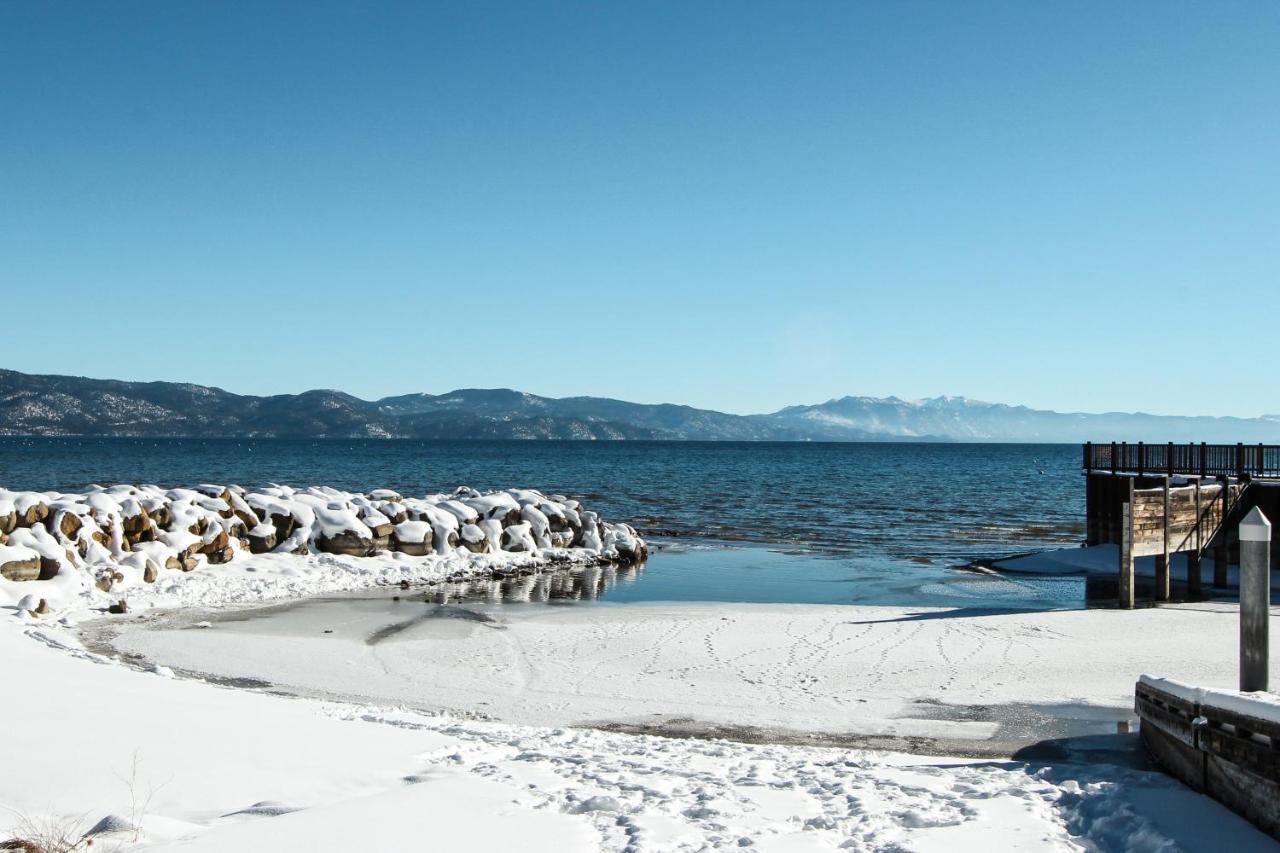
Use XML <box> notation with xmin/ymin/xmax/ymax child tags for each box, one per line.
<box><xmin>425</xmin><ymin>562</ymin><xmax>647</xmax><ymax>604</ymax></box>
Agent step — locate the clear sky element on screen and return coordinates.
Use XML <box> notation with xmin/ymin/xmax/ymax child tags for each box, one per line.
<box><xmin>1</xmin><ymin>2</ymin><xmax>1277</xmax><ymax>417</ymax></box>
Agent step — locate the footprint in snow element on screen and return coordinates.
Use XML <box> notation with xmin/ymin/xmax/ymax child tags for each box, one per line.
<box><xmin>222</xmin><ymin>801</ymin><xmax>304</xmax><ymax>817</ymax></box>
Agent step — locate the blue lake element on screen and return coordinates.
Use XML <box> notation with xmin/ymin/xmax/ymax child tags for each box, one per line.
<box><xmin>1</xmin><ymin>438</ymin><xmax>1086</xmax><ymax>608</ymax></box>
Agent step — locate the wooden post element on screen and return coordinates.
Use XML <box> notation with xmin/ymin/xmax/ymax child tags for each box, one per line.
<box><xmin>1138</xmin><ymin>441</ymin><xmax>1146</xmax><ymax>475</ymax></box>
<box><xmin>1084</xmin><ymin>441</ymin><xmax>1092</xmax><ymax>471</ymax></box>
<box><xmin>1199</xmin><ymin>442</ymin><xmax>1207</xmax><ymax>478</ymax></box>
<box><xmin>1085</xmin><ymin>474</ymin><xmax>1097</xmax><ymax>545</ymax></box>
<box><xmin>1155</xmin><ymin>477</ymin><xmax>1170</xmax><ymax>601</ymax></box>
<box><xmin>1111</xmin><ymin>442</ymin><xmax>1118</xmax><ymax>474</ymax></box>
<box><xmin>1120</xmin><ymin>477</ymin><xmax>1135</xmax><ymax>610</ymax></box>
<box><xmin>1166</xmin><ymin>442</ymin><xmax>1174</xmax><ymax>477</ymax></box>
<box><xmin>1188</xmin><ymin>479</ymin><xmax>1202</xmax><ymax>596</ymax></box>
<box><xmin>1238</xmin><ymin>508</ymin><xmax>1271</xmax><ymax>692</ymax></box>
<box><xmin>1214</xmin><ymin>477</ymin><xmax>1230</xmax><ymax>588</ymax></box>
<box><xmin>1236</xmin><ymin>443</ymin><xmax>1245</xmax><ymax>479</ymax></box>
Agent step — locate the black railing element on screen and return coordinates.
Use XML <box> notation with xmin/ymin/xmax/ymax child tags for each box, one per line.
<box><xmin>1083</xmin><ymin>442</ymin><xmax>1280</xmax><ymax>478</ymax></box>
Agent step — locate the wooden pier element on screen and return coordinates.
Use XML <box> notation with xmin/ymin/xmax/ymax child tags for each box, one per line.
<box><xmin>1082</xmin><ymin>442</ymin><xmax>1280</xmax><ymax>608</ymax></box>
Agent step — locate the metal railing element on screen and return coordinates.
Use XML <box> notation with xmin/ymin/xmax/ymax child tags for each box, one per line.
<box><xmin>1084</xmin><ymin>442</ymin><xmax>1280</xmax><ymax>479</ymax></box>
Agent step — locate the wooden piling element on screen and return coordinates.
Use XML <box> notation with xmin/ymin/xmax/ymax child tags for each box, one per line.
<box><xmin>1120</xmin><ymin>478</ymin><xmax>1135</xmax><ymax>609</ymax></box>
<box><xmin>1188</xmin><ymin>479</ymin><xmax>1202</xmax><ymax>596</ymax></box>
<box><xmin>1155</xmin><ymin>476</ymin><xmax>1171</xmax><ymax>601</ymax></box>
<box><xmin>1214</xmin><ymin>477</ymin><xmax>1230</xmax><ymax>587</ymax></box>
<box><xmin>1239</xmin><ymin>508</ymin><xmax>1271</xmax><ymax>693</ymax></box>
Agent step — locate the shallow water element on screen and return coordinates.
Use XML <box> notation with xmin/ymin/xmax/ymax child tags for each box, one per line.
<box><xmin>425</xmin><ymin>543</ymin><xmax>1085</xmax><ymax>609</ymax></box>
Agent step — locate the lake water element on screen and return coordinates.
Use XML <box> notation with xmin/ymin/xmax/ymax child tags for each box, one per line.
<box><xmin>419</xmin><ymin>542</ymin><xmax>1085</xmax><ymax>609</ymax></box>
<box><xmin>1</xmin><ymin>438</ymin><xmax>1085</xmax><ymax>609</ymax></box>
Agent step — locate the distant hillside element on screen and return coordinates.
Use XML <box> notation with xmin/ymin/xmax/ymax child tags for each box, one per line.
<box><xmin>0</xmin><ymin>369</ymin><xmax>1275</xmax><ymax>443</ymax></box>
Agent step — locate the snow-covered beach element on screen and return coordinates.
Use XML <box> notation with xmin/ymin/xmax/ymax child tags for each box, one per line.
<box><xmin>6</xmin><ymin>594</ymin><xmax>1280</xmax><ymax>852</ymax></box>
<box><xmin>2</xmin><ymin>484</ymin><xmax>1278</xmax><ymax>850</ymax></box>
<box><xmin>98</xmin><ymin>597</ymin><xmax>1265</xmax><ymax>752</ymax></box>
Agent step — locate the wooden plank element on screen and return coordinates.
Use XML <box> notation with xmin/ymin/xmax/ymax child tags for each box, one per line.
<box><xmin>1205</xmin><ymin>755</ymin><xmax>1280</xmax><ymax>840</ymax></box>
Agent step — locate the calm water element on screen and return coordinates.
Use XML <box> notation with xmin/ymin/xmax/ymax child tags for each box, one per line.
<box><xmin>419</xmin><ymin>542</ymin><xmax>1086</xmax><ymax>609</ymax></box>
<box><xmin>0</xmin><ymin>438</ymin><xmax>1081</xmax><ymax>562</ymax></box>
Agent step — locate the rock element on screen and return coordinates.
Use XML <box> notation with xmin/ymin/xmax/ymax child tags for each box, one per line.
<box><xmin>268</xmin><ymin>511</ymin><xmax>297</xmax><ymax>542</ymax></box>
<box><xmin>458</xmin><ymin>523</ymin><xmax>489</xmax><ymax>553</ymax></box>
<box><xmin>32</xmin><ymin>598</ymin><xmax>49</xmax><ymax>615</ymax></box>
<box><xmin>18</xmin><ymin>502</ymin><xmax>49</xmax><ymax>528</ymax></box>
<box><xmin>379</xmin><ymin>502</ymin><xmax>409</xmax><ymax>525</ymax></box>
<box><xmin>147</xmin><ymin>503</ymin><xmax>172</xmax><ymax>529</ymax></box>
<box><xmin>37</xmin><ymin>556</ymin><xmax>61</xmax><ymax>580</ymax></box>
<box><xmin>0</xmin><ymin>547</ymin><xmax>41</xmax><ymax>581</ymax></box>
<box><xmin>107</xmin><ymin>600</ymin><xmax>128</xmax><ymax>615</ymax></box>
<box><xmin>201</xmin><ymin>527</ymin><xmax>230</xmax><ymax>555</ymax></box>
<box><xmin>194</xmin><ymin>484</ymin><xmax>234</xmax><ymax>504</ymax></box>
<box><xmin>54</xmin><ymin>510</ymin><xmax>83</xmax><ymax>540</ymax></box>
<box><xmin>248</xmin><ymin>527</ymin><xmax>278</xmax><ymax>554</ymax></box>
<box><xmin>119</xmin><ymin>500</ymin><xmax>152</xmax><ymax>536</ymax></box>
<box><xmin>357</xmin><ymin>508</ymin><xmax>394</xmax><ymax>551</ymax></box>
<box><xmin>124</xmin><ymin>519</ymin><xmax>158</xmax><ymax>546</ymax></box>
<box><xmin>143</xmin><ymin>560</ymin><xmax>158</xmax><ymax>583</ymax></box>
<box><xmin>317</xmin><ymin>531</ymin><xmax>375</xmax><ymax>557</ymax></box>
<box><xmin>500</xmin><ymin>523</ymin><xmax>537</xmax><ymax>553</ymax></box>
<box><xmin>391</xmin><ymin>521</ymin><xmax>433</xmax><ymax>556</ymax></box>
<box><xmin>206</xmin><ymin>545</ymin><xmax>235</xmax><ymax>564</ymax></box>
<box><xmin>0</xmin><ymin>510</ymin><xmax>14</xmax><ymax>535</ymax></box>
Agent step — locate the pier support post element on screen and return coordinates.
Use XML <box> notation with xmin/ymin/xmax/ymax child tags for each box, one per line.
<box><xmin>1214</xmin><ymin>477</ymin><xmax>1230</xmax><ymax>588</ymax></box>
<box><xmin>1120</xmin><ymin>478</ymin><xmax>1135</xmax><ymax>609</ymax></box>
<box><xmin>1155</xmin><ymin>477</ymin><xmax>1171</xmax><ymax>602</ymax></box>
<box><xmin>1239</xmin><ymin>508</ymin><xmax>1271</xmax><ymax>693</ymax></box>
<box><xmin>1188</xmin><ymin>479</ymin><xmax>1202</xmax><ymax>597</ymax></box>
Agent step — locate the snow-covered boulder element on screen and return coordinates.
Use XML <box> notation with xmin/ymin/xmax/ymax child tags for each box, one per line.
<box><xmin>0</xmin><ymin>544</ymin><xmax>41</xmax><ymax>581</ymax></box>
<box><xmin>391</xmin><ymin>520</ymin><xmax>433</xmax><ymax>557</ymax></box>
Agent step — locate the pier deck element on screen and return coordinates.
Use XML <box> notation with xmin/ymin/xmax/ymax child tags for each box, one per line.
<box><xmin>1082</xmin><ymin>443</ymin><xmax>1280</xmax><ymax>608</ymax></box>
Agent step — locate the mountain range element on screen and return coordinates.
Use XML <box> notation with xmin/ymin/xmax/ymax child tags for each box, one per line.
<box><xmin>0</xmin><ymin>368</ymin><xmax>1276</xmax><ymax>443</ymax></box>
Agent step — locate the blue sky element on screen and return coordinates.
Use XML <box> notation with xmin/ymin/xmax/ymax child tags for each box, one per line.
<box><xmin>1</xmin><ymin>2</ymin><xmax>1277</xmax><ymax>417</ymax></box>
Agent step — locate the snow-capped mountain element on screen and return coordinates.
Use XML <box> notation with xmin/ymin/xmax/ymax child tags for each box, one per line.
<box><xmin>766</xmin><ymin>395</ymin><xmax>1280</xmax><ymax>442</ymax></box>
<box><xmin>0</xmin><ymin>369</ymin><xmax>1275</xmax><ymax>442</ymax></box>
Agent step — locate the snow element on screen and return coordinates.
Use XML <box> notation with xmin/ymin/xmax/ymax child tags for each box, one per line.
<box><xmin>992</xmin><ymin>544</ymin><xmax>1265</xmax><ymax>586</ymax></box>
<box><xmin>1198</xmin><ymin>686</ymin><xmax>1280</xmax><ymax>726</ymax></box>
<box><xmin>2</xmin><ymin>609</ymin><xmax>1275</xmax><ymax>852</ymax></box>
<box><xmin>113</xmin><ymin>599</ymin><xmax>1280</xmax><ymax>741</ymax></box>
<box><xmin>1138</xmin><ymin>674</ymin><xmax>1204</xmax><ymax>705</ymax></box>
<box><xmin>0</xmin><ymin>543</ymin><xmax>39</xmax><ymax>566</ymax></box>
